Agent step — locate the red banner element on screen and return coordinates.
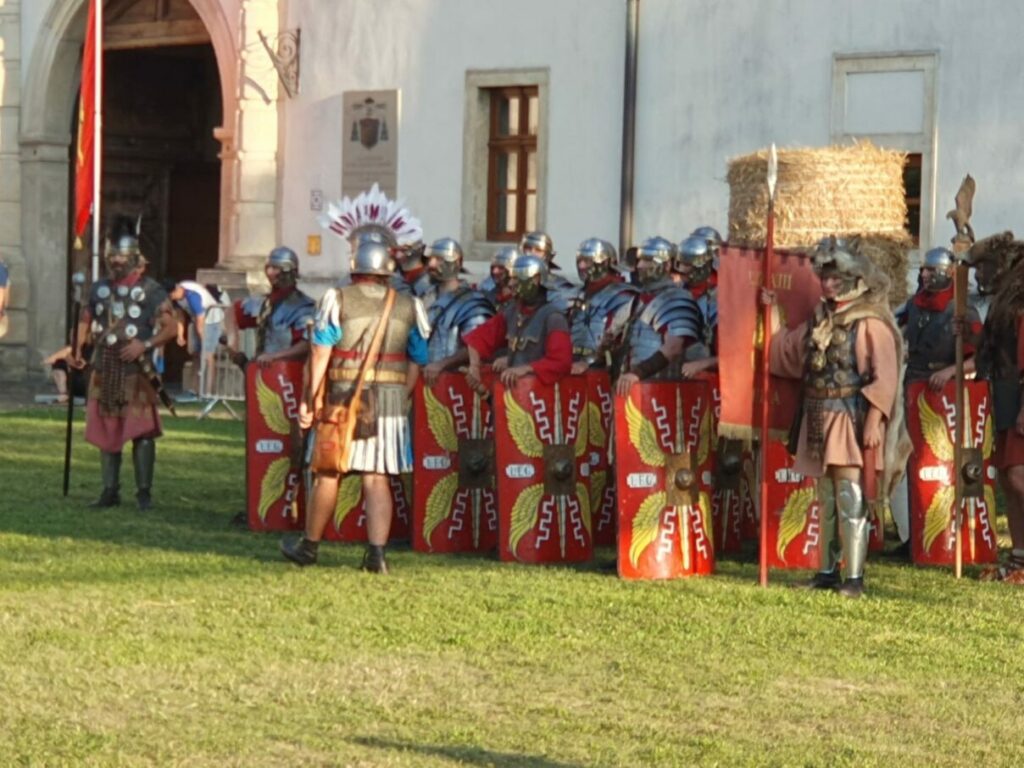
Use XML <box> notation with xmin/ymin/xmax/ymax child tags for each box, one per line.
<box><xmin>717</xmin><ymin>246</ymin><xmax>821</xmax><ymax>440</ymax></box>
<box><xmin>245</xmin><ymin>361</ymin><xmax>305</xmax><ymax>532</ymax></box>
<box><xmin>74</xmin><ymin>0</ymin><xmax>99</xmax><ymax>238</ymax></box>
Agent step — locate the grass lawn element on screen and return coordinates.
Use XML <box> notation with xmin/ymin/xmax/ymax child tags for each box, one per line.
<box><xmin>1</xmin><ymin>407</ymin><xmax>1023</xmax><ymax>767</ymax></box>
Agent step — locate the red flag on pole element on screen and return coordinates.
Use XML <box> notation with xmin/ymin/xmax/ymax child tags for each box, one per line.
<box><xmin>74</xmin><ymin>0</ymin><xmax>99</xmax><ymax>240</ymax></box>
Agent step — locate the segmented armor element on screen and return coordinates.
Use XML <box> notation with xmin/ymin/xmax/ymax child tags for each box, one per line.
<box><xmin>239</xmin><ymin>289</ymin><xmax>316</xmax><ymax>355</ymax></box>
<box><xmin>622</xmin><ymin>280</ymin><xmax>702</xmax><ymax>376</ymax></box>
<box><xmin>569</xmin><ymin>281</ymin><xmax>637</xmax><ymax>365</ymax></box>
<box><xmin>425</xmin><ymin>283</ymin><xmax>495</xmax><ymax>362</ymax></box>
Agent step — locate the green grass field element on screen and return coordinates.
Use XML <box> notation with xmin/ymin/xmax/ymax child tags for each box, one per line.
<box><xmin>1</xmin><ymin>407</ymin><xmax>1023</xmax><ymax>767</ymax></box>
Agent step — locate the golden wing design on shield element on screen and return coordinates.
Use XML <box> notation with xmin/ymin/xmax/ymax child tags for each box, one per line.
<box><xmin>776</xmin><ymin>486</ymin><xmax>815</xmax><ymax>562</ymax></box>
<box><xmin>982</xmin><ymin>412</ymin><xmax>994</xmax><ymax>459</ymax></box>
<box><xmin>625</xmin><ymin>398</ymin><xmax>666</xmax><ymax>467</ymax></box>
<box><xmin>424</xmin><ymin>385</ymin><xmax>458</xmax><ymax>452</ymax></box>
<box><xmin>696</xmin><ymin>406</ymin><xmax>712</xmax><ymax>467</ymax></box>
<box><xmin>509</xmin><ymin>483</ymin><xmax>545</xmax><ymax>557</ymax></box>
<box><xmin>918</xmin><ymin>392</ymin><xmax>954</xmax><ymax>463</ymax></box>
<box><xmin>258</xmin><ymin>457</ymin><xmax>290</xmax><ymax>521</ymax></box>
<box><xmin>587</xmin><ymin>401</ymin><xmax>607</xmax><ymax>448</ymax></box>
<box><xmin>576</xmin><ymin>482</ymin><xmax>591</xmax><ymax>537</ymax></box>
<box><xmin>922</xmin><ymin>485</ymin><xmax>956</xmax><ymax>553</ymax></box>
<box><xmin>698</xmin><ymin>490</ymin><xmax>713</xmax><ymax>552</ymax></box>
<box><xmin>629</xmin><ymin>491</ymin><xmax>667</xmax><ymax>567</ymax></box>
<box><xmin>422</xmin><ymin>473</ymin><xmax>458</xmax><ymax>549</ymax></box>
<box><xmin>575</xmin><ymin>410</ymin><xmax>589</xmax><ymax>459</ymax></box>
<box><xmin>984</xmin><ymin>485</ymin><xmax>997</xmax><ymax>524</ymax></box>
<box><xmin>334</xmin><ymin>474</ymin><xmax>364</xmax><ymax>528</ymax></box>
<box><xmin>504</xmin><ymin>391</ymin><xmax>545</xmax><ymax>458</ymax></box>
<box><xmin>589</xmin><ymin>470</ymin><xmax>607</xmax><ymax>522</ymax></box>
<box><xmin>257</xmin><ymin>375</ymin><xmax>291</xmax><ymax>435</ymax></box>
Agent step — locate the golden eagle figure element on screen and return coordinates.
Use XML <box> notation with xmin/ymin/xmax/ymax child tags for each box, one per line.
<box><xmin>946</xmin><ymin>174</ymin><xmax>976</xmax><ymax>243</ymax></box>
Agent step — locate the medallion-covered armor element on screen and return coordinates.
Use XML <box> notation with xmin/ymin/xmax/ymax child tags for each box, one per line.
<box><xmin>87</xmin><ymin>276</ymin><xmax>167</xmax><ymax>411</ymax></box>
<box><xmin>622</xmin><ymin>280</ymin><xmax>702</xmax><ymax>375</ymax></box>
<box><xmin>802</xmin><ymin>315</ymin><xmax>866</xmax><ymax>461</ymax></box>
<box><xmin>425</xmin><ymin>283</ymin><xmax>495</xmax><ymax>362</ymax></box>
<box><xmin>239</xmin><ymin>290</ymin><xmax>316</xmax><ymax>355</ymax></box>
<box><xmin>569</xmin><ymin>281</ymin><xmax>637</xmax><ymax>366</ymax></box>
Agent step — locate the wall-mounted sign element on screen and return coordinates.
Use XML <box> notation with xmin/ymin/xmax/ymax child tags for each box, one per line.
<box><xmin>307</xmin><ymin>235</ymin><xmax>321</xmax><ymax>256</ymax></box>
<box><xmin>342</xmin><ymin>90</ymin><xmax>399</xmax><ymax>199</ymax></box>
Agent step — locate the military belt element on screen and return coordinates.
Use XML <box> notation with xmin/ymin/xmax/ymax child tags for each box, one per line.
<box><xmin>328</xmin><ymin>368</ymin><xmax>406</xmax><ymax>384</ymax></box>
<box><xmin>330</xmin><ymin>349</ymin><xmax>405</xmax><ymax>362</ymax></box>
<box><xmin>806</xmin><ymin>385</ymin><xmax>859</xmax><ymax>400</ymax></box>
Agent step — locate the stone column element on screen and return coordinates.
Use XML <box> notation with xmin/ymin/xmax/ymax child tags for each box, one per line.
<box><xmin>201</xmin><ymin>0</ymin><xmax>282</xmax><ymax>295</ymax></box>
<box><xmin>0</xmin><ymin>0</ymin><xmax>27</xmax><ymax>380</ymax></box>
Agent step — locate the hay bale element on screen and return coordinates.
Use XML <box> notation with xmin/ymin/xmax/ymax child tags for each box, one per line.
<box><xmin>728</xmin><ymin>142</ymin><xmax>911</xmax><ymax>306</ymax></box>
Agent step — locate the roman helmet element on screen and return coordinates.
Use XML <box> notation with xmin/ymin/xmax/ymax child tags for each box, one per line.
<box><xmin>104</xmin><ymin>216</ymin><xmax>143</xmax><ymax>279</ymax></box>
<box><xmin>510</xmin><ymin>252</ymin><xmax>549</xmax><ymax>303</ymax></box>
<box><xmin>920</xmin><ymin>247</ymin><xmax>954</xmax><ymax>292</ymax></box>
<box><xmin>425</xmin><ymin>237</ymin><xmax>466</xmax><ymax>282</ymax></box>
<box><xmin>490</xmin><ymin>245</ymin><xmax>521</xmax><ymax>288</ymax></box>
<box><xmin>635</xmin><ymin>236</ymin><xmax>677</xmax><ymax>286</ymax></box>
<box><xmin>350</xmin><ymin>239</ymin><xmax>396</xmax><ymax>277</ymax></box>
<box><xmin>266</xmin><ymin>246</ymin><xmax>299</xmax><ymax>287</ymax></box>
<box><xmin>675</xmin><ymin>235</ymin><xmax>715</xmax><ymax>284</ymax></box>
<box><xmin>575</xmin><ymin>238</ymin><xmax>617</xmax><ymax>283</ymax></box>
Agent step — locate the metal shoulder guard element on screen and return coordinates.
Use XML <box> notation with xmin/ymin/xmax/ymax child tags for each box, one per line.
<box><xmin>427</xmin><ymin>287</ymin><xmax>495</xmax><ymax>361</ymax></box>
<box><xmin>570</xmin><ymin>281</ymin><xmax>638</xmax><ymax>361</ymax></box>
<box><xmin>637</xmin><ymin>285</ymin><xmax>702</xmax><ymax>341</ymax></box>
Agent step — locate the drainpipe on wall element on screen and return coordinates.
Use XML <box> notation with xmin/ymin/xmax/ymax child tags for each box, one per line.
<box><xmin>619</xmin><ymin>0</ymin><xmax>639</xmax><ymax>256</ymax></box>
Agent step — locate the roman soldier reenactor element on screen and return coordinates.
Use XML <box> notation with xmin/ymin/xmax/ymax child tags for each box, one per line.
<box><xmin>972</xmin><ymin>233</ymin><xmax>1024</xmax><ymax>583</ymax></box>
<box><xmin>568</xmin><ymin>238</ymin><xmax>636</xmax><ymax>375</ymax></box>
<box><xmin>676</xmin><ymin>227</ymin><xmax>722</xmax><ymax>378</ymax></box>
<box><xmin>764</xmin><ymin>236</ymin><xmax>904</xmax><ymax>598</ymax></box>
<box><xmin>520</xmin><ymin>231</ymin><xmax>575</xmax><ymax>309</ymax></box>
<box><xmin>615</xmin><ymin>236</ymin><xmax>702</xmax><ymax>396</ymax></box>
<box><xmin>280</xmin><ymin>238</ymin><xmax>430</xmax><ymax>573</ymax></box>
<box><xmin>464</xmin><ymin>253</ymin><xmax>573</xmax><ymax>391</ymax></box>
<box><xmin>71</xmin><ymin>216</ymin><xmax>177</xmax><ymax>510</ymax></box>
<box><xmin>419</xmin><ymin>237</ymin><xmax>495</xmax><ymax>385</ymax></box>
<box><xmin>479</xmin><ymin>245</ymin><xmax>519</xmax><ymax>312</ymax></box>
<box><xmin>231</xmin><ymin>246</ymin><xmax>316</xmax><ymax>364</ymax></box>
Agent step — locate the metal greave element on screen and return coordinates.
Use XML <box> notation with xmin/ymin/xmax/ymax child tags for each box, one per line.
<box><xmin>816</xmin><ymin>476</ymin><xmax>840</xmax><ymax>574</ymax></box>
<box><xmin>837</xmin><ymin>478</ymin><xmax>868</xmax><ymax>579</ymax></box>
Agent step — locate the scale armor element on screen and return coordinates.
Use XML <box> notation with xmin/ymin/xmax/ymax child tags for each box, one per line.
<box><xmin>426</xmin><ymin>283</ymin><xmax>496</xmax><ymax>362</ymax></box>
<box><xmin>624</xmin><ymin>281</ymin><xmax>702</xmax><ymax>375</ymax></box>
<box><xmin>569</xmin><ymin>281</ymin><xmax>637</xmax><ymax>365</ymax></box>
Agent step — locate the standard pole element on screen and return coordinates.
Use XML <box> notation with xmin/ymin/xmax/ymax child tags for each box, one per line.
<box><xmin>619</xmin><ymin>0</ymin><xmax>639</xmax><ymax>256</ymax></box>
<box><xmin>91</xmin><ymin>0</ymin><xmax>103</xmax><ymax>282</ymax></box>
<box><xmin>759</xmin><ymin>146</ymin><xmax>778</xmax><ymax>587</ymax></box>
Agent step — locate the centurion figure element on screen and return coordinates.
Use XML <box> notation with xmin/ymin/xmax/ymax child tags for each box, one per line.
<box><xmin>765</xmin><ymin>236</ymin><xmax>904</xmax><ymax>598</ymax></box>
<box><xmin>615</xmin><ymin>236</ymin><xmax>702</xmax><ymax>396</ymax></box>
<box><xmin>72</xmin><ymin>216</ymin><xmax>178</xmax><ymax>510</ymax></box>
<box><xmin>420</xmin><ymin>237</ymin><xmax>496</xmax><ymax>385</ymax></box>
<box><xmin>568</xmin><ymin>238</ymin><xmax>636</xmax><ymax>374</ymax></box>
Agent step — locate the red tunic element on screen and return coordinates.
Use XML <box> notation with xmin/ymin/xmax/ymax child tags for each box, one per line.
<box><xmin>994</xmin><ymin>314</ymin><xmax>1024</xmax><ymax>469</ymax></box>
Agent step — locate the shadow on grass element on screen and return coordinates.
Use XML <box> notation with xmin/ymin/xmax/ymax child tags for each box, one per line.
<box><xmin>349</xmin><ymin>736</ymin><xmax>585</xmax><ymax>768</ymax></box>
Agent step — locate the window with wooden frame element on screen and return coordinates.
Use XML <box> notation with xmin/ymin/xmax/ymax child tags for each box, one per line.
<box><xmin>486</xmin><ymin>86</ymin><xmax>539</xmax><ymax>241</ymax></box>
<box><xmin>903</xmin><ymin>153</ymin><xmax>922</xmax><ymax>246</ymax></box>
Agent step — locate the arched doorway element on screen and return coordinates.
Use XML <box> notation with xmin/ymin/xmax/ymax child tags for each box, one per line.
<box><xmin>20</xmin><ymin>0</ymin><xmax>238</xmax><ymax>379</ymax></box>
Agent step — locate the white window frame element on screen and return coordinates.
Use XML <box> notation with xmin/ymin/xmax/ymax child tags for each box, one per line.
<box><xmin>831</xmin><ymin>52</ymin><xmax>938</xmax><ymax>269</ymax></box>
<box><xmin>461</xmin><ymin>68</ymin><xmax>549</xmax><ymax>267</ymax></box>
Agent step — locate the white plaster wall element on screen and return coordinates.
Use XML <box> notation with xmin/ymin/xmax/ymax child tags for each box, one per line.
<box><xmin>636</xmin><ymin>0</ymin><xmax>1024</xmax><ymax>249</ymax></box>
<box><xmin>282</xmin><ymin>0</ymin><xmax>1024</xmax><ymax>285</ymax></box>
<box><xmin>280</xmin><ymin>0</ymin><xmax>624</xmax><ymax>280</ymax></box>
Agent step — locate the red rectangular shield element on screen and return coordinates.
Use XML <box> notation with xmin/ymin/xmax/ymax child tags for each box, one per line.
<box><xmin>585</xmin><ymin>370</ymin><xmax>617</xmax><ymax>547</ymax></box>
<box><xmin>321</xmin><ymin>474</ymin><xmax>411</xmax><ymax>543</ymax></box>
<box><xmin>905</xmin><ymin>380</ymin><xmax>998</xmax><ymax>566</ymax></box>
<box><xmin>411</xmin><ymin>371</ymin><xmax>499</xmax><ymax>554</ymax></box>
<box><xmin>494</xmin><ymin>375</ymin><xmax>592</xmax><ymax>564</ymax></box>
<box><xmin>245</xmin><ymin>361</ymin><xmax>306</xmax><ymax>532</ymax></box>
<box><xmin>614</xmin><ymin>381</ymin><xmax>715</xmax><ymax>580</ymax></box>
